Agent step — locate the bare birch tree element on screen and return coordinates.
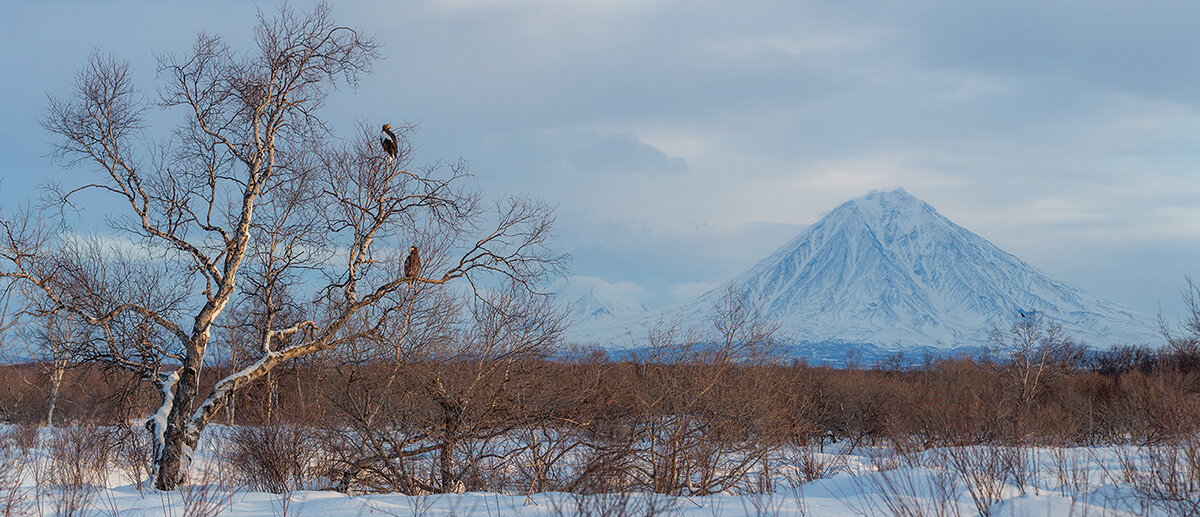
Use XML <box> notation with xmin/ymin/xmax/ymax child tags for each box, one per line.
<box><xmin>24</xmin><ymin>311</ymin><xmax>84</xmax><ymax>427</ymax></box>
<box><xmin>989</xmin><ymin>311</ymin><xmax>1074</xmax><ymax>415</ymax></box>
<box><xmin>0</xmin><ymin>3</ymin><xmax>563</xmax><ymax>490</ymax></box>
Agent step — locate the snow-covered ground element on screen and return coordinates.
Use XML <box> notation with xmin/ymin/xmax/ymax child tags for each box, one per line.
<box><xmin>2</xmin><ymin>423</ymin><xmax>1196</xmax><ymax>516</ymax></box>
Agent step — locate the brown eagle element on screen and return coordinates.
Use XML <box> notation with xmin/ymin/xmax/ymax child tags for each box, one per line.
<box><xmin>404</xmin><ymin>245</ymin><xmax>421</xmax><ymax>284</ymax></box>
<box><xmin>380</xmin><ymin>123</ymin><xmax>398</xmax><ymax>161</ymax></box>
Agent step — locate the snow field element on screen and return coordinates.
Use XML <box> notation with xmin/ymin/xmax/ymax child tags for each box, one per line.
<box><xmin>1</xmin><ymin>423</ymin><xmax>1196</xmax><ymax>516</ymax></box>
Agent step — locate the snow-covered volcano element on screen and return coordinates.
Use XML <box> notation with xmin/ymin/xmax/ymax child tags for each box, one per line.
<box><xmin>567</xmin><ymin>189</ymin><xmax>1160</xmax><ymax>351</ymax></box>
<box><xmin>552</xmin><ymin>276</ymin><xmax>649</xmax><ymax>324</ymax></box>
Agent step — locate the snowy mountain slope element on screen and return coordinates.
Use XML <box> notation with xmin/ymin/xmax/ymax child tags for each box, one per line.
<box><xmin>566</xmin><ymin>289</ymin><xmax>648</xmax><ymax>323</ymax></box>
<box><xmin>567</xmin><ymin>189</ymin><xmax>1160</xmax><ymax>351</ymax></box>
<box><xmin>552</xmin><ymin>276</ymin><xmax>649</xmax><ymax>325</ymax></box>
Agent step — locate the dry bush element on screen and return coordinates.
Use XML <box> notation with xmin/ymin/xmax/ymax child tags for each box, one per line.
<box><xmin>6</xmin><ymin>342</ymin><xmax>1200</xmax><ymax>462</ymax></box>
<box><xmin>783</xmin><ymin>444</ymin><xmax>843</xmax><ymax>485</ymax></box>
<box><xmin>1030</xmin><ymin>375</ymin><xmax>1101</xmax><ymax>446</ymax></box>
<box><xmin>323</xmin><ymin>285</ymin><xmax>567</xmax><ymax>496</ymax></box>
<box><xmin>740</xmin><ymin>488</ymin><xmax>789</xmax><ymax>517</ymax></box>
<box><xmin>939</xmin><ymin>446</ymin><xmax>1010</xmax><ymax>517</ymax></box>
<box><xmin>3</xmin><ymin>422</ymin><xmax>39</xmax><ymax>451</ymax></box>
<box><xmin>559</xmin><ymin>433</ymin><xmax>639</xmax><ymax>495</ymax></box>
<box><xmin>112</xmin><ymin>421</ymin><xmax>153</xmax><ymax>491</ymax></box>
<box><xmin>819</xmin><ymin>369</ymin><xmax>895</xmax><ymax>449</ymax></box>
<box><xmin>509</xmin><ymin>416</ymin><xmax>590</xmax><ymax>494</ymax></box>
<box><xmin>1049</xmin><ymin>448</ymin><xmax>1091</xmax><ymax>500</ymax></box>
<box><xmin>151</xmin><ymin>462</ymin><xmax>239</xmax><ymax>517</ymax></box>
<box><xmin>319</xmin><ymin>359</ymin><xmax>441</xmax><ymax>495</ymax></box>
<box><xmin>43</xmin><ymin>424</ymin><xmax>115</xmax><ymax>516</ymax></box>
<box><xmin>0</xmin><ymin>366</ymin><xmax>37</xmax><ymax>424</ymax></box>
<box><xmin>1113</xmin><ymin>436</ymin><xmax>1200</xmax><ymax>516</ymax></box>
<box><xmin>0</xmin><ymin>425</ymin><xmax>34</xmax><ymax>516</ymax></box>
<box><xmin>1108</xmin><ymin>369</ymin><xmax>1200</xmax><ymax>444</ymax></box>
<box><xmin>0</xmin><ymin>458</ymin><xmax>29</xmax><ymax>516</ymax></box>
<box><xmin>1091</xmin><ymin>345</ymin><xmax>1158</xmax><ymax>377</ymax></box>
<box><xmin>549</xmin><ymin>491</ymin><xmax>682</xmax><ymax>517</ymax></box>
<box><xmin>914</xmin><ymin>358</ymin><xmax>1003</xmax><ymax>446</ymax></box>
<box><xmin>176</xmin><ymin>465</ymin><xmax>239</xmax><ymax>517</ymax></box>
<box><xmin>846</xmin><ymin>465</ymin><xmax>963</xmax><ymax>517</ymax></box>
<box><xmin>225</xmin><ymin>423</ymin><xmax>323</xmax><ymax>493</ymax></box>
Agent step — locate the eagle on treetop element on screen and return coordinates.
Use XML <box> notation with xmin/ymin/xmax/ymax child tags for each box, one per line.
<box><xmin>404</xmin><ymin>245</ymin><xmax>421</xmax><ymax>284</ymax></box>
<box><xmin>380</xmin><ymin>123</ymin><xmax>398</xmax><ymax>161</ymax></box>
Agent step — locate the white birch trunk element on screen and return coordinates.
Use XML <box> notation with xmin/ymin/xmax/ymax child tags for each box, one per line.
<box><xmin>145</xmin><ymin>371</ymin><xmax>179</xmax><ymax>482</ymax></box>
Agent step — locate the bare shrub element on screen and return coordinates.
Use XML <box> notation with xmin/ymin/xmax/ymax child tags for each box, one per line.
<box><xmin>329</xmin><ymin>285</ymin><xmax>567</xmax><ymax>495</ymax></box>
<box><xmin>741</xmin><ymin>487</ymin><xmax>788</xmax><ymax>517</ymax></box>
<box><xmin>178</xmin><ymin>473</ymin><xmax>238</xmax><ymax>517</ymax></box>
<box><xmin>781</xmin><ymin>444</ymin><xmax>843</xmax><ymax>487</ymax></box>
<box><xmin>226</xmin><ymin>423</ymin><xmax>321</xmax><ymax>493</ymax></box>
<box><xmin>846</xmin><ymin>466</ymin><xmax>963</xmax><ymax>517</ymax></box>
<box><xmin>1000</xmin><ymin>445</ymin><xmax>1036</xmax><ymax>495</ymax></box>
<box><xmin>562</xmin><ymin>435</ymin><xmax>639</xmax><ymax>495</ymax></box>
<box><xmin>868</xmin><ymin>445</ymin><xmax>906</xmax><ymax>474</ymax></box>
<box><xmin>5</xmin><ymin>422</ymin><xmax>39</xmax><ymax>451</ymax></box>
<box><xmin>507</xmin><ymin>362</ymin><xmax>601</xmax><ymax>496</ymax></box>
<box><xmin>940</xmin><ymin>446</ymin><xmax>1009</xmax><ymax>517</ymax></box>
<box><xmin>0</xmin><ymin>427</ymin><xmax>33</xmax><ymax>516</ymax></box>
<box><xmin>1116</xmin><ymin>436</ymin><xmax>1200</xmax><ymax>515</ymax></box>
<box><xmin>24</xmin><ymin>311</ymin><xmax>85</xmax><ymax>427</ymax></box>
<box><xmin>550</xmin><ymin>491</ymin><xmax>682</xmax><ymax>517</ymax></box>
<box><xmin>1050</xmin><ymin>448</ymin><xmax>1091</xmax><ymax>499</ymax></box>
<box><xmin>6</xmin><ymin>337</ymin><xmax>1200</xmax><ymax>482</ymax></box>
<box><xmin>988</xmin><ymin>313</ymin><xmax>1076</xmax><ymax>441</ymax></box>
<box><xmin>510</xmin><ymin>420</ymin><xmax>586</xmax><ymax>494</ymax></box>
<box><xmin>112</xmin><ymin>421</ymin><xmax>154</xmax><ymax>491</ymax></box>
<box><xmin>45</xmin><ymin>424</ymin><xmax>115</xmax><ymax>516</ymax></box>
<box><xmin>155</xmin><ymin>463</ymin><xmax>239</xmax><ymax>517</ymax></box>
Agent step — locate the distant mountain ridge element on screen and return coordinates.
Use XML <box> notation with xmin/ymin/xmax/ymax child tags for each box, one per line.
<box><xmin>565</xmin><ymin>189</ymin><xmax>1160</xmax><ymax>353</ymax></box>
<box><xmin>552</xmin><ymin>276</ymin><xmax>649</xmax><ymax>325</ymax></box>
<box><xmin>566</xmin><ymin>289</ymin><xmax>649</xmax><ymax>323</ymax></box>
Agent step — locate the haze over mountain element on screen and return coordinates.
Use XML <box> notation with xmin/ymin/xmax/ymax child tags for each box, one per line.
<box><xmin>551</xmin><ymin>276</ymin><xmax>650</xmax><ymax>324</ymax></box>
<box><xmin>564</xmin><ymin>189</ymin><xmax>1161</xmax><ymax>354</ymax></box>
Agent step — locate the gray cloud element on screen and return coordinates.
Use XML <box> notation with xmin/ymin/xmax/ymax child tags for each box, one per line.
<box><xmin>1</xmin><ymin>0</ymin><xmax>1197</xmax><ymax>319</ymax></box>
<box><xmin>566</xmin><ymin>132</ymin><xmax>686</xmax><ymax>176</ymax></box>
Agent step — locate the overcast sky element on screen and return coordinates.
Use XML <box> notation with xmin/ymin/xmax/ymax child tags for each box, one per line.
<box><xmin>2</xmin><ymin>1</ymin><xmax>1198</xmax><ymax>318</ymax></box>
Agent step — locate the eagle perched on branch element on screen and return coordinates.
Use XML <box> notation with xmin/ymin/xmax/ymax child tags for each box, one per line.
<box><xmin>404</xmin><ymin>246</ymin><xmax>421</xmax><ymax>284</ymax></box>
<box><xmin>380</xmin><ymin>123</ymin><xmax>398</xmax><ymax>161</ymax></box>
